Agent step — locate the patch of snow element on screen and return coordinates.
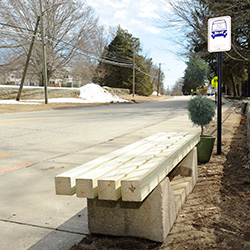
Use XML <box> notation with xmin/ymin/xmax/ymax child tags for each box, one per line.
<box><xmin>0</xmin><ymin>83</ymin><xmax>128</xmax><ymax>104</ymax></box>
<box><xmin>0</xmin><ymin>85</ymin><xmax>19</xmax><ymax>88</ymax></box>
<box><xmin>0</xmin><ymin>85</ymin><xmax>78</xmax><ymax>90</ymax></box>
<box><xmin>0</xmin><ymin>100</ymin><xmax>41</xmax><ymax>105</ymax></box>
<box><xmin>79</xmin><ymin>83</ymin><xmax>128</xmax><ymax>103</ymax></box>
<box><xmin>152</xmin><ymin>91</ymin><xmax>161</xmax><ymax>96</ymax></box>
<box><xmin>27</xmin><ymin>98</ymin><xmax>88</xmax><ymax>103</ymax></box>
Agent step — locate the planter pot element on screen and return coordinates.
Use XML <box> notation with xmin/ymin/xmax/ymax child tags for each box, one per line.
<box><xmin>197</xmin><ymin>135</ymin><xmax>215</xmax><ymax>163</ymax></box>
<box><xmin>200</xmin><ymin>88</ymin><xmax>208</xmax><ymax>95</ymax></box>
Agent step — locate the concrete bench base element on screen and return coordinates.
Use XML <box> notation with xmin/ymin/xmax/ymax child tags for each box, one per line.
<box><xmin>87</xmin><ymin>147</ymin><xmax>197</xmax><ymax>242</ymax></box>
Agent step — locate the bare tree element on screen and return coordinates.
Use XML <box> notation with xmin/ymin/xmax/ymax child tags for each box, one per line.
<box><xmin>171</xmin><ymin>77</ymin><xmax>184</xmax><ymax>96</ymax></box>
<box><xmin>0</xmin><ymin>0</ymin><xmax>101</xmax><ymax>85</ymax></box>
<box><xmin>150</xmin><ymin>64</ymin><xmax>164</xmax><ymax>94</ymax></box>
<box><xmin>161</xmin><ymin>0</ymin><xmax>250</xmax><ymax>96</ymax></box>
<box><xmin>70</xmin><ymin>25</ymin><xmax>110</xmax><ymax>86</ymax></box>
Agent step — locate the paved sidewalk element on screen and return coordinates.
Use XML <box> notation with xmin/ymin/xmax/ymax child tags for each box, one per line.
<box><xmin>71</xmin><ymin>102</ymin><xmax>250</xmax><ymax>250</ymax></box>
<box><xmin>0</xmin><ymin>97</ymin><xmax>234</xmax><ymax>250</ymax></box>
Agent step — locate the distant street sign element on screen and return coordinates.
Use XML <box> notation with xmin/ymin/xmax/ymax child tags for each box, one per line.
<box><xmin>208</xmin><ymin>16</ymin><xmax>231</xmax><ymax>52</ymax></box>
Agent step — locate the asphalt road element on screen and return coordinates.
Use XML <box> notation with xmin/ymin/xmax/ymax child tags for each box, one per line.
<box><xmin>0</xmin><ymin>97</ymin><xmax>199</xmax><ymax>249</ymax></box>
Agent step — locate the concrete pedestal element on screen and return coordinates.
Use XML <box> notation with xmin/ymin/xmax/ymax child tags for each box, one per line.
<box><xmin>87</xmin><ymin>147</ymin><xmax>198</xmax><ymax>242</ymax></box>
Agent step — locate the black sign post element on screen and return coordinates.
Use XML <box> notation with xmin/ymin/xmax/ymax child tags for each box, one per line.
<box><xmin>208</xmin><ymin>16</ymin><xmax>231</xmax><ymax>155</ymax></box>
<box><xmin>217</xmin><ymin>52</ymin><xmax>223</xmax><ymax>155</ymax></box>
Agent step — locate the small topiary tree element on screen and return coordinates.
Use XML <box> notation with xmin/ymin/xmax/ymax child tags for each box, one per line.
<box><xmin>188</xmin><ymin>95</ymin><xmax>216</xmax><ymax>136</ymax></box>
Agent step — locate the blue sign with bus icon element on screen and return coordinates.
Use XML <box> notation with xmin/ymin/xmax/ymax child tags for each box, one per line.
<box><xmin>211</xmin><ymin>19</ymin><xmax>227</xmax><ymax>39</ymax></box>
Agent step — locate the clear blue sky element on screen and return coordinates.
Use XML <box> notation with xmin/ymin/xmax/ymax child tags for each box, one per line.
<box><xmin>86</xmin><ymin>0</ymin><xmax>187</xmax><ymax>90</ymax></box>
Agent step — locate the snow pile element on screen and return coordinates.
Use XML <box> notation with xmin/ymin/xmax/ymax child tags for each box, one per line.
<box><xmin>0</xmin><ymin>100</ymin><xmax>41</xmax><ymax>105</ymax></box>
<box><xmin>79</xmin><ymin>83</ymin><xmax>128</xmax><ymax>103</ymax></box>
<box><xmin>32</xmin><ymin>98</ymin><xmax>86</xmax><ymax>104</ymax></box>
<box><xmin>0</xmin><ymin>83</ymin><xmax>128</xmax><ymax>104</ymax></box>
<box><xmin>151</xmin><ymin>91</ymin><xmax>161</xmax><ymax>96</ymax></box>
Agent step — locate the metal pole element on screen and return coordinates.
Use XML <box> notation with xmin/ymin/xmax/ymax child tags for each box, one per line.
<box><xmin>132</xmin><ymin>48</ymin><xmax>135</xmax><ymax>97</ymax></box>
<box><xmin>217</xmin><ymin>52</ymin><xmax>223</xmax><ymax>155</ymax></box>
<box><xmin>39</xmin><ymin>0</ymin><xmax>48</xmax><ymax>104</ymax></box>
<box><xmin>157</xmin><ymin>63</ymin><xmax>161</xmax><ymax>96</ymax></box>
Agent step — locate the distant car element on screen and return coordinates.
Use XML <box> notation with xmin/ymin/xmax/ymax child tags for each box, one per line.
<box><xmin>211</xmin><ymin>19</ymin><xmax>227</xmax><ymax>39</ymax></box>
<box><xmin>207</xmin><ymin>85</ymin><xmax>215</xmax><ymax>96</ymax></box>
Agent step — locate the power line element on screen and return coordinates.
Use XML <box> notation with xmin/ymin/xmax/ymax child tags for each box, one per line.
<box><xmin>0</xmin><ymin>22</ymin><xmax>35</xmax><ymax>33</ymax></box>
<box><xmin>0</xmin><ymin>29</ymin><xmax>40</xmax><ymax>39</ymax></box>
<box><xmin>0</xmin><ymin>21</ymin><xmax>157</xmax><ymax>79</ymax></box>
<box><xmin>135</xmin><ymin>66</ymin><xmax>158</xmax><ymax>79</ymax></box>
<box><xmin>48</xmin><ymin>35</ymin><xmax>157</xmax><ymax>78</ymax></box>
<box><xmin>45</xmin><ymin>34</ymin><xmax>134</xmax><ymax>68</ymax></box>
<box><xmin>103</xmin><ymin>51</ymin><xmax>133</xmax><ymax>63</ymax></box>
<box><xmin>101</xmin><ymin>54</ymin><xmax>132</xmax><ymax>64</ymax></box>
<box><xmin>0</xmin><ymin>21</ymin><xmax>135</xmax><ymax>68</ymax></box>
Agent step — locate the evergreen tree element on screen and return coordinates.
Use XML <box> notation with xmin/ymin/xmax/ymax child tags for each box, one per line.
<box><xmin>134</xmin><ymin>55</ymin><xmax>153</xmax><ymax>96</ymax></box>
<box><xmin>95</xmin><ymin>27</ymin><xmax>153</xmax><ymax>96</ymax></box>
<box><xmin>182</xmin><ymin>57</ymin><xmax>210</xmax><ymax>94</ymax></box>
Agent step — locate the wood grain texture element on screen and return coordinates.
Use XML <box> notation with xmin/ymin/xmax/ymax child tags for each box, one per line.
<box><xmin>55</xmin><ymin>132</ymin><xmax>200</xmax><ymax>202</ymax></box>
<box><xmin>76</xmin><ymin>132</ymin><xmax>178</xmax><ymax>199</ymax></box>
<box><xmin>97</xmin><ymin>133</ymin><xmax>183</xmax><ymax>200</ymax></box>
<box><xmin>55</xmin><ymin>132</ymin><xmax>167</xmax><ymax>195</ymax></box>
<box><xmin>121</xmin><ymin>133</ymin><xmax>200</xmax><ymax>201</ymax></box>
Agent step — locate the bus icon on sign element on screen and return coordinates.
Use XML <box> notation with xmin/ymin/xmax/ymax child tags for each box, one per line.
<box><xmin>208</xmin><ymin>16</ymin><xmax>231</xmax><ymax>52</ymax></box>
<box><xmin>211</xmin><ymin>19</ymin><xmax>227</xmax><ymax>39</ymax></box>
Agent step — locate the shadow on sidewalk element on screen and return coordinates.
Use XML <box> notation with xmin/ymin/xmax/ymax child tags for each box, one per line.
<box><xmin>28</xmin><ymin>207</ymin><xmax>88</xmax><ymax>250</ymax></box>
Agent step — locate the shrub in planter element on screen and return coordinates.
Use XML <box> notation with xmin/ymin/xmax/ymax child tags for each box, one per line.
<box><xmin>188</xmin><ymin>95</ymin><xmax>216</xmax><ymax>163</ymax></box>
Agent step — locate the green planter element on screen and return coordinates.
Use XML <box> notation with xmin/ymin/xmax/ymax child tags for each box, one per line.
<box><xmin>197</xmin><ymin>135</ymin><xmax>215</xmax><ymax>163</ymax></box>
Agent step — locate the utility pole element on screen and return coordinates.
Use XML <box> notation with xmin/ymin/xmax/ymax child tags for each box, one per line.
<box><xmin>157</xmin><ymin>63</ymin><xmax>161</xmax><ymax>96</ymax></box>
<box><xmin>132</xmin><ymin>48</ymin><xmax>135</xmax><ymax>97</ymax></box>
<box><xmin>39</xmin><ymin>0</ymin><xmax>48</xmax><ymax>104</ymax></box>
<box><xmin>16</xmin><ymin>16</ymin><xmax>40</xmax><ymax>101</ymax></box>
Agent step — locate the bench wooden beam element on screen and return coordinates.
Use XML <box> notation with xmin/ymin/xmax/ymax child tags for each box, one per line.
<box><xmin>121</xmin><ymin>133</ymin><xmax>200</xmax><ymax>201</ymax></box>
<box><xmin>55</xmin><ymin>132</ymin><xmax>170</xmax><ymax>195</ymax></box>
<box><xmin>76</xmin><ymin>132</ymin><xmax>180</xmax><ymax>199</ymax></box>
<box><xmin>97</xmin><ymin>133</ymin><xmax>187</xmax><ymax>200</ymax></box>
<box><xmin>55</xmin><ymin>132</ymin><xmax>200</xmax><ymax>203</ymax></box>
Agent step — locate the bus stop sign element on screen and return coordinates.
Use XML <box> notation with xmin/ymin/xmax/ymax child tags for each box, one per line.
<box><xmin>208</xmin><ymin>16</ymin><xmax>231</xmax><ymax>52</ymax></box>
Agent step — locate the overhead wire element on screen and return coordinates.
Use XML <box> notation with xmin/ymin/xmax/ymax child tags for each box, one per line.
<box><xmin>0</xmin><ymin>21</ymin><xmax>158</xmax><ymax>79</ymax></box>
<box><xmin>44</xmin><ymin>34</ymin><xmax>134</xmax><ymax>68</ymax></box>
<box><xmin>0</xmin><ymin>22</ymin><xmax>36</xmax><ymax>33</ymax></box>
<box><xmin>0</xmin><ymin>29</ymin><xmax>40</xmax><ymax>39</ymax></box>
<box><xmin>59</xmin><ymin>39</ymin><xmax>157</xmax><ymax>78</ymax></box>
<box><xmin>135</xmin><ymin>66</ymin><xmax>158</xmax><ymax>79</ymax></box>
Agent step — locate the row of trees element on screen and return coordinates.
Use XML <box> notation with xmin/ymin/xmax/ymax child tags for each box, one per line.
<box><xmin>0</xmin><ymin>0</ymin><xmax>163</xmax><ymax>96</ymax></box>
<box><xmin>165</xmin><ymin>0</ymin><xmax>250</xmax><ymax>96</ymax></box>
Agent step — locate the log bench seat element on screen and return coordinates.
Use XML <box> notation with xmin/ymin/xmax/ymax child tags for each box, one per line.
<box><xmin>55</xmin><ymin>132</ymin><xmax>200</xmax><ymax>242</ymax></box>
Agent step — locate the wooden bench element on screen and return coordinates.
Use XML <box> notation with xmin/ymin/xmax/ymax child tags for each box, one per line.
<box><xmin>55</xmin><ymin>132</ymin><xmax>200</xmax><ymax>242</ymax></box>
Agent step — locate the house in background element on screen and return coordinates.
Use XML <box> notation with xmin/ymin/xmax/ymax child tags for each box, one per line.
<box><xmin>0</xmin><ymin>68</ymin><xmax>76</xmax><ymax>87</ymax></box>
<box><xmin>49</xmin><ymin>68</ymin><xmax>74</xmax><ymax>87</ymax></box>
<box><xmin>0</xmin><ymin>71</ymin><xmax>39</xmax><ymax>86</ymax></box>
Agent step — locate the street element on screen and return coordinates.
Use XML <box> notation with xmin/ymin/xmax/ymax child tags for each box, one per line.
<box><xmin>0</xmin><ymin>97</ymin><xmax>199</xmax><ymax>249</ymax></box>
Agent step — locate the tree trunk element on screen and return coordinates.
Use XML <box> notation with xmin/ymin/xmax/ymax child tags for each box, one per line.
<box><xmin>230</xmin><ymin>74</ymin><xmax>237</xmax><ymax>96</ymax></box>
<box><xmin>224</xmin><ymin>84</ymin><xmax>228</xmax><ymax>95</ymax></box>
<box><xmin>238</xmin><ymin>82</ymin><xmax>242</xmax><ymax>97</ymax></box>
<box><xmin>248</xmin><ymin>70</ymin><xmax>250</xmax><ymax>97</ymax></box>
